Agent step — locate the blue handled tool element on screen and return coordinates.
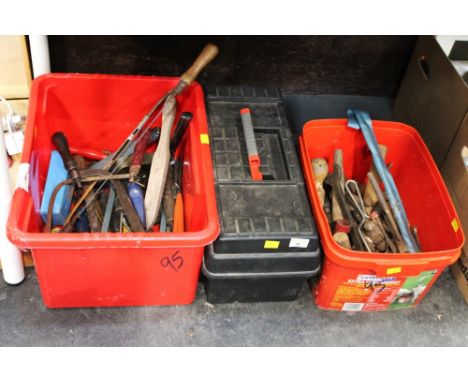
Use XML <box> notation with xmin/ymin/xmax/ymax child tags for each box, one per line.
<box><xmin>347</xmin><ymin>109</ymin><xmax>419</xmax><ymax>253</ymax></box>
<box><xmin>40</xmin><ymin>151</ymin><xmax>74</xmax><ymax>225</ymax></box>
<box><xmin>127</xmin><ymin>182</ymin><xmax>146</xmax><ymax>228</ymax></box>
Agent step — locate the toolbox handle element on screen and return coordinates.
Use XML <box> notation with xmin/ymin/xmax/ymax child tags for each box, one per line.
<box><xmin>240</xmin><ymin>108</ymin><xmax>263</xmax><ymax>181</ymax></box>
<box><xmin>180</xmin><ymin>44</ymin><xmax>219</xmax><ymax>86</ymax></box>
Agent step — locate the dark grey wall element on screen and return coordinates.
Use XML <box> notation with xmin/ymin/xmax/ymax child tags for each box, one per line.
<box><xmin>48</xmin><ymin>36</ymin><xmax>417</xmax><ymax>97</ymax></box>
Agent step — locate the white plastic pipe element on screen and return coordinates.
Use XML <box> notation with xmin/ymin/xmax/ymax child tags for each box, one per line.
<box><xmin>0</xmin><ymin>117</ymin><xmax>25</xmax><ymax>285</ymax></box>
<box><xmin>28</xmin><ymin>35</ymin><xmax>51</xmax><ymax>78</ymax></box>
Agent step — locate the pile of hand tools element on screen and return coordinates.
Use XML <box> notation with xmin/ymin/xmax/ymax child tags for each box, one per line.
<box><xmin>311</xmin><ymin>109</ymin><xmax>421</xmax><ymax>253</ymax></box>
<box><xmin>44</xmin><ymin>44</ymin><xmax>218</xmax><ymax>233</ymax></box>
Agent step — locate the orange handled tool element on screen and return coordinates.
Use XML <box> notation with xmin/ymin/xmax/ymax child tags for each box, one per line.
<box><xmin>172</xmin><ymin>159</ymin><xmax>184</xmax><ymax>232</ymax></box>
<box><xmin>173</xmin><ymin>193</ymin><xmax>184</xmax><ymax>232</ymax></box>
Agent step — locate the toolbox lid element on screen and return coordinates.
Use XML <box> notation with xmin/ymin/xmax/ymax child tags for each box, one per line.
<box><xmin>206</xmin><ymin>86</ymin><xmax>319</xmax><ymax>254</ymax></box>
<box><xmin>214</xmin><ymin>183</ymin><xmax>318</xmax><ymax>253</ymax></box>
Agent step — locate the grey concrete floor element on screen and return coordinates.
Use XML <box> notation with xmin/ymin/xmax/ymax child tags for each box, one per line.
<box><xmin>0</xmin><ymin>268</ymin><xmax>466</xmax><ymax>346</ymax></box>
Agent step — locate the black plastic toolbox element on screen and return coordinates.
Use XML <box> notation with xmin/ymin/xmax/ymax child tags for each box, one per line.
<box><xmin>202</xmin><ymin>86</ymin><xmax>321</xmax><ymax>303</ymax></box>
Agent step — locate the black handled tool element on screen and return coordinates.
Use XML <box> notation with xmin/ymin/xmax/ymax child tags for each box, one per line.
<box><xmin>129</xmin><ymin>127</ymin><xmax>161</xmax><ymax>182</ymax></box>
<box><xmin>170</xmin><ymin>112</ymin><xmax>193</xmax><ymax>157</ymax></box>
<box><xmin>52</xmin><ymin>132</ymin><xmax>83</xmax><ymax>188</ymax></box>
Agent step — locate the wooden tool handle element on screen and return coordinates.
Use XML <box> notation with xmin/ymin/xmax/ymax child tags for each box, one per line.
<box><xmin>311</xmin><ymin>158</ymin><xmax>328</xmax><ymax>207</ymax></box>
<box><xmin>333</xmin><ymin>232</ymin><xmax>351</xmax><ymax>249</ymax></box>
<box><xmin>364</xmin><ymin>144</ymin><xmax>387</xmax><ymax>211</ymax></box>
<box><xmin>180</xmin><ymin>44</ymin><xmax>219</xmax><ymax>86</ymax></box>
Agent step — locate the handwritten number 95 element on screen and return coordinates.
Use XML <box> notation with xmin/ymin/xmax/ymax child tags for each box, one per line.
<box><xmin>364</xmin><ymin>281</ymin><xmax>386</xmax><ymax>293</ymax></box>
<box><xmin>161</xmin><ymin>251</ymin><xmax>184</xmax><ymax>272</ymax></box>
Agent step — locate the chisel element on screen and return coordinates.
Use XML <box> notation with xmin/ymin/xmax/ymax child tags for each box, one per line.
<box><xmin>364</xmin><ymin>144</ymin><xmax>387</xmax><ymax>213</ymax></box>
<box><xmin>331</xmin><ymin>149</ymin><xmax>344</xmax><ymax>222</ymax></box>
<box><xmin>311</xmin><ymin>158</ymin><xmax>328</xmax><ymax>207</ymax></box>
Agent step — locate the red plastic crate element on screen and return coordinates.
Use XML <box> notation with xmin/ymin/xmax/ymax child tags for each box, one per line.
<box><xmin>7</xmin><ymin>74</ymin><xmax>220</xmax><ymax>308</ymax></box>
<box><xmin>299</xmin><ymin>119</ymin><xmax>465</xmax><ymax>311</ymax></box>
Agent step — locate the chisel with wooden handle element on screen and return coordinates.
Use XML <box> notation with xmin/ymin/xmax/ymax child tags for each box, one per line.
<box><xmin>331</xmin><ymin>149</ymin><xmax>344</xmax><ymax>222</ymax></box>
<box><xmin>364</xmin><ymin>144</ymin><xmax>387</xmax><ymax>213</ymax></box>
<box><xmin>311</xmin><ymin>158</ymin><xmax>328</xmax><ymax>207</ymax></box>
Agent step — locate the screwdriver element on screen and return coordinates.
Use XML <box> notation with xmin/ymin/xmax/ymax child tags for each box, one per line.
<box><xmin>127</xmin><ymin>182</ymin><xmax>146</xmax><ymax>228</ymax></box>
<box><xmin>52</xmin><ymin>132</ymin><xmax>83</xmax><ymax>188</ymax></box>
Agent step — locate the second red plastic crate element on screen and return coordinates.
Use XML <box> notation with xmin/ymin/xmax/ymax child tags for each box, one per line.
<box><xmin>299</xmin><ymin>119</ymin><xmax>465</xmax><ymax>311</ymax></box>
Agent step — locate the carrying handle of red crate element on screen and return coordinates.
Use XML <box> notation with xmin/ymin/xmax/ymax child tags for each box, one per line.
<box><xmin>240</xmin><ymin>108</ymin><xmax>263</xmax><ymax>181</ymax></box>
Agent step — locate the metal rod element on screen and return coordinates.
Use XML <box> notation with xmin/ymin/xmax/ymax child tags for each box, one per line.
<box><xmin>345</xmin><ymin>179</ymin><xmax>372</xmax><ymax>252</ymax></box>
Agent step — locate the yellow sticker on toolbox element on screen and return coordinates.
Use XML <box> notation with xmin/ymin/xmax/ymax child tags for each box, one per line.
<box><xmin>387</xmin><ymin>267</ymin><xmax>402</xmax><ymax>275</ymax></box>
<box><xmin>200</xmin><ymin>133</ymin><xmax>210</xmax><ymax>144</ymax></box>
<box><xmin>264</xmin><ymin>240</ymin><xmax>280</xmax><ymax>249</ymax></box>
<box><xmin>451</xmin><ymin>218</ymin><xmax>460</xmax><ymax>233</ymax></box>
